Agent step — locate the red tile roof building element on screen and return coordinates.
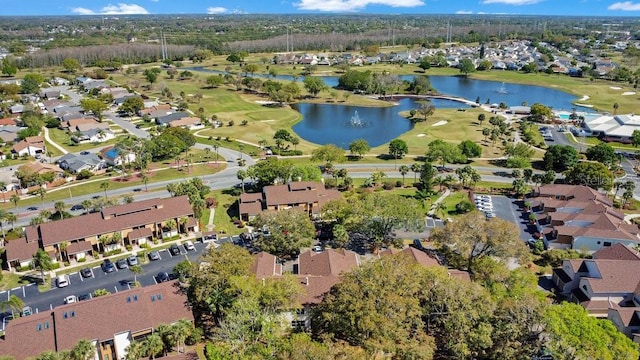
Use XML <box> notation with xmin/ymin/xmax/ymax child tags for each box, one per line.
<box><xmin>0</xmin><ymin>282</ymin><xmax>193</xmax><ymax>360</ymax></box>
<box><xmin>238</xmin><ymin>181</ymin><xmax>341</xmax><ymax>221</ymax></box>
<box><xmin>531</xmin><ymin>185</ymin><xmax>640</xmax><ymax>251</ymax></box>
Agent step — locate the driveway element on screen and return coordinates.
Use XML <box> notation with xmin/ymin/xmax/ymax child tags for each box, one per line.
<box><xmin>490</xmin><ymin>195</ymin><xmax>530</xmax><ymax>241</ymax></box>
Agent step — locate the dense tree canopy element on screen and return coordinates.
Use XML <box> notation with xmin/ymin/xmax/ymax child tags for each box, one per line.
<box><xmin>585</xmin><ymin>142</ymin><xmax>619</xmax><ymax>169</ymax></box>
<box><xmin>543</xmin><ymin>145</ymin><xmax>579</xmax><ymax>172</ymax></box>
<box><xmin>564</xmin><ymin>161</ymin><xmax>614</xmax><ymax>191</ymax></box>
<box><xmin>252</xmin><ymin>209</ymin><xmax>316</xmax><ymax>259</ymax></box>
<box><xmin>430</xmin><ymin>211</ymin><xmax>529</xmax><ymax>276</ymax></box>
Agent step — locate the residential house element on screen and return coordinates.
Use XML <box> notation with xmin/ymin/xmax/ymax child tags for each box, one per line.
<box><xmin>530</xmin><ymin>184</ymin><xmax>640</xmax><ymax>251</ymax></box>
<box><xmin>168</xmin><ymin>117</ymin><xmax>204</xmax><ymax>130</ymax></box>
<box><xmin>4</xmin><ymin>237</ymin><xmax>41</xmax><ymax>271</ymax></box>
<box><xmin>12</xmin><ymin>136</ymin><xmax>45</xmax><ymax>157</ymax></box>
<box><xmin>22</xmin><ymin>196</ymin><xmax>198</xmax><ymax>262</ymax></box>
<box><xmin>552</xmin><ymin>243</ymin><xmax>640</xmax><ymax>342</ymax></box>
<box><xmin>238</xmin><ymin>181</ymin><xmax>342</xmax><ymax>221</ymax></box>
<box><xmin>57</xmin><ymin>153</ymin><xmax>105</xmax><ymax>174</ymax></box>
<box><xmin>583</xmin><ymin>114</ymin><xmax>640</xmax><ymax>144</ymax></box>
<box><xmin>379</xmin><ymin>246</ymin><xmax>471</xmax><ymax>281</ymax></box>
<box><xmin>40</xmin><ymin>90</ymin><xmax>60</xmax><ymax>100</ymax></box>
<box><xmin>99</xmin><ymin>146</ymin><xmax>136</xmax><ymax>167</ymax></box>
<box><xmin>252</xmin><ymin>248</ymin><xmax>360</xmax><ymax>329</ymax></box>
<box><xmin>0</xmin><ymin>125</ymin><xmax>25</xmax><ymax>144</ymax></box>
<box><xmin>155</xmin><ymin>111</ymin><xmax>191</xmax><ymax>126</ymax></box>
<box><xmin>139</xmin><ymin>104</ymin><xmax>172</xmax><ymax>117</ymax></box>
<box><xmin>9</xmin><ymin>104</ymin><xmax>24</xmax><ymax>115</ymax></box>
<box><xmin>63</xmin><ymin>117</ymin><xmax>106</xmax><ymax>131</ymax></box>
<box><xmin>16</xmin><ymin>161</ymin><xmax>65</xmax><ymax>184</ymax></box>
<box><xmin>72</xmin><ymin>128</ymin><xmax>115</xmax><ymax>144</ymax></box>
<box><xmin>0</xmin><ymin>118</ymin><xmax>17</xmax><ymax>127</ymax></box>
<box><xmin>49</xmin><ymin>77</ymin><xmax>70</xmax><ymax>86</ymax></box>
<box><xmin>0</xmin><ymin>281</ymin><xmax>193</xmax><ymax>360</ymax></box>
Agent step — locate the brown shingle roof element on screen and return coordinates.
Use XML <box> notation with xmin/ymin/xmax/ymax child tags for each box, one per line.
<box><xmin>251</xmin><ymin>252</ymin><xmax>282</xmax><ymax>278</ymax></box>
<box><xmin>27</xmin><ymin>196</ymin><xmax>194</xmax><ymax>247</ymax></box>
<box><xmin>128</xmin><ymin>227</ymin><xmax>153</xmax><ymax>240</ymax></box>
<box><xmin>298</xmin><ymin>249</ymin><xmax>359</xmax><ymax>277</ymax></box>
<box><xmin>0</xmin><ymin>281</ymin><xmax>193</xmax><ymax>360</ymax></box>
<box><xmin>54</xmin><ymin>281</ymin><xmax>193</xmax><ymax>352</ymax></box>
<box><xmin>583</xmin><ymin>259</ymin><xmax>640</xmax><ymax>293</ymax></box>
<box><xmin>296</xmin><ymin>275</ymin><xmax>341</xmax><ymax>304</ymax></box>
<box><xmin>4</xmin><ymin>237</ymin><xmax>40</xmax><ymax>262</ymax></box>
<box><xmin>594</xmin><ymin>243</ymin><xmax>640</xmax><ymax>261</ymax></box>
<box><xmin>66</xmin><ymin>240</ymin><xmax>93</xmax><ymax>255</ymax></box>
<box><xmin>0</xmin><ymin>311</ymin><xmax>56</xmax><ymax>360</ymax></box>
<box><xmin>379</xmin><ymin>247</ymin><xmax>440</xmax><ymax>267</ymax></box>
<box><xmin>536</xmin><ymin>184</ymin><xmax>612</xmax><ymax>206</ymax></box>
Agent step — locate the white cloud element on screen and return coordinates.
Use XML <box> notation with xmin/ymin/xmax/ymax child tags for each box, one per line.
<box><xmin>481</xmin><ymin>0</ymin><xmax>542</xmax><ymax>4</ymax></box>
<box><xmin>101</xmin><ymin>3</ymin><xmax>149</xmax><ymax>14</ymax></box>
<box><xmin>207</xmin><ymin>6</ymin><xmax>229</xmax><ymax>14</ymax></box>
<box><xmin>608</xmin><ymin>1</ymin><xmax>640</xmax><ymax>10</ymax></box>
<box><xmin>71</xmin><ymin>7</ymin><xmax>96</xmax><ymax>15</ymax></box>
<box><xmin>294</xmin><ymin>0</ymin><xmax>424</xmax><ymax>12</ymax></box>
<box><xmin>456</xmin><ymin>10</ymin><xmax>473</xmax><ymax>14</ymax></box>
<box><xmin>72</xmin><ymin>3</ymin><xmax>149</xmax><ymax>15</ymax></box>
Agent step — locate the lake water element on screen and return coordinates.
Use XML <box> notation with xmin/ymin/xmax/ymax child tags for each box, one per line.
<box><xmin>291</xmin><ymin>98</ymin><xmax>468</xmax><ymax>149</ymax></box>
<box><xmin>189</xmin><ymin>66</ymin><xmax>589</xmax><ymax>147</ymax></box>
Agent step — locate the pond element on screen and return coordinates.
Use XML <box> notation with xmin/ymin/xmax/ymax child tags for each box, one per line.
<box><xmin>291</xmin><ymin>98</ymin><xmax>468</xmax><ymax>149</ymax></box>
<box><xmin>189</xmin><ymin>66</ymin><xmax>590</xmax><ymax>147</ymax></box>
<box><xmin>188</xmin><ymin>66</ymin><xmax>586</xmax><ymax>110</ymax></box>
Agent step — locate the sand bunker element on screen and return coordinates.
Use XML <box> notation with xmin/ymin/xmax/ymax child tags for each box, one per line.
<box><xmin>255</xmin><ymin>100</ymin><xmax>278</xmax><ymax>105</ymax></box>
<box><xmin>579</xmin><ymin>95</ymin><xmax>590</xmax><ymax>101</ymax></box>
<box><xmin>260</xmin><ymin>120</ymin><xmax>276</xmax><ymax>122</ymax></box>
<box><xmin>432</xmin><ymin>120</ymin><xmax>448</xmax><ymax>127</ymax></box>
<box><xmin>416</xmin><ymin>134</ymin><xmax>426</xmax><ymax>137</ymax></box>
<box><xmin>610</xmin><ymin>86</ymin><xmax>622</xmax><ymax>90</ymax></box>
<box><xmin>622</xmin><ymin>92</ymin><xmax>636</xmax><ymax>96</ymax></box>
<box><xmin>575</xmin><ymin>103</ymin><xmax>594</xmax><ymax>108</ymax></box>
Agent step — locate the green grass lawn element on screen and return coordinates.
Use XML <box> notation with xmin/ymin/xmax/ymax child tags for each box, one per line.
<box><xmin>47</xmin><ymin>128</ymin><xmax>121</xmax><ymax>153</ymax></box>
<box><xmin>0</xmin><ymin>272</ymin><xmax>34</xmax><ymax>292</ymax></box>
<box><xmin>439</xmin><ymin>191</ymin><xmax>469</xmax><ymax>217</ymax></box>
<box><xmin>0</xmin><ymin>163</ymin><xmax>227</xmax><ymax>210</ymax></box>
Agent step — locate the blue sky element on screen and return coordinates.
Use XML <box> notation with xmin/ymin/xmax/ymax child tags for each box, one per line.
<box><xmin>4</xmin><ymin>0</ymin><xmax>640</xmax><ymax>16</ymax></box>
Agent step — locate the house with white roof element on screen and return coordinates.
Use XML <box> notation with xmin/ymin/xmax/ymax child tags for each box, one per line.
<box><xmin>584</xmin><ymin>114</ymin><xmax>640</xmax><ymax>144</ymax></box>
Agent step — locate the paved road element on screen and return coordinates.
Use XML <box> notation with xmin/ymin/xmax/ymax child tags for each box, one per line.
<box><xmin>0</xmin><ymin>240</ymin><xmax>214</xmax><ymax>317</ymax></box>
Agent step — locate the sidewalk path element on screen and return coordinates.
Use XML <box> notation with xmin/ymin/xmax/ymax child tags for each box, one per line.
<box><xmin>427</xmin><ymin>188</ymin><xmax>451</xmax><ymax>216</ymax></box>
<box><xmin>42</xmin><ymin>127</ymin><xmax>68</xmax><ymax>155</ymax></box>
<box><xmin>206</xmin><ymin>207</ymin><xmax>215</xmax><ymax>231</ymax></box>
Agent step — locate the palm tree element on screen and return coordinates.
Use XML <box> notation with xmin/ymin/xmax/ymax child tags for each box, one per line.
<box><xmin>435</xmin><ymin>202</ymin><xmax>447</xmax><ymax>220</ymax></box>
<box><xmin>0</xmin><ymin>209</ymin><xmax>7</xmax><ymax>240</ymax></box>
<box><xmin>290</xmin><ymin>136</ymin><xmax>300</xmax><ymax>151</ymax></box>
<box><xmin>410</xmin><ymin>163</ymin><xmax>421</xmax><ymax>184</ymax></box>
<box><xmin>5</xmin><ymin>212</ymin><xmax>17</xmax><ymax>232</ymax></box>
<box><xmin>54</xmin><ymin>201</ymin><xmax>66</xmax><ymax>220</ymax></box>
<box><xmin>129</xmin><ymin>265</ymin><xmax>143</xmax><ymax>286</ymax></box>
<box><xmin>165</xmin><ymin>219</ymin><xmax>177</xmax><ymax>236</ymax></box>
<box><xmin>213</xmin><ymin>142</ymin><xmax>220</xmax><ymax>167</ymax></box>
<box><xmin>125</xmin><ymin>341</ymin><xmax>145</xmax><ymax>360</ymax></box>
<box><xmin>141</xmin><ymin>173</ymin><xmax>149</xmax><ymax>192</ymax></box>
<box><xmin>71</xmin><ymin>339</ymin><xmax>95</xmax><ymax>360</ymax></box>
<box><xmin>434</xmin><ymin>176</ymin><xmax>445</xmax><ymax>191</ymax></box>
<box><xmin>143</xmin><ymin>334</ymin><xmax>164</xmax><ymax>359</ymax></box>
<box><xmin>614</xmin><ymin>180</ymin><xmax>624</xmax><ymax>199</ymax></box>
<box><xmin>9</xmin><ymin>194</ymin><xmax>19</xmax><ymax>208</ymax></box>
<box><xmin>398</xmin><ymin>165</ymin><xmax>409</xmax><ymax>187</ymax></box>
<box><xmin>100</xmin><ymin>181</ymin><xmax>110</xmax><ymax>200</ymax></box>
<box><xmin>59</xmin><ymin>241</ymin><xmax>69</xmax><ymax>262</ymax></box>
<box><xmin>82</xmin><ymin>199</ymin><xmax>93</xmax><ymax>214</ymax></box>
<box><xmin>178</xmin><ymin>217</ymin><xmax>188</xmax><ymax>233</ymax></box>
<box><xmin>613</xmin><ymin>102</ymin><xmax>619</xmax><ymax>115</ymax></box>
<box><xmin>0</xmin><ymin>294</ymin><xmax>24</xmax><ymax>316</ymax></box>
<box><xmin>32</xmin><ymin>249</ymin><xmax>53</xmax><ymax>284</ymax></box>
<box><xmin>238</xmin><ymin>143</ymin><xmax>245</xmax><ymax>160</ymax></box>
<box><xmin>35</xmin><ymin>187</ymin><xmax>47</xmax><ymax>207</ymax></box>
<box><xmin>237</xmin><ymin>169</ymin><xmax>247</xmax><ymax>193</ymax></box>
<box><xmin>171</xmin><ymin>319</ymin><xmax>193</xmax><ymax>353</ymax></box>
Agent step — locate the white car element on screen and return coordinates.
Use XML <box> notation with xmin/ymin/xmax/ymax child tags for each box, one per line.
<box><xmin>485</xmin><ymin>212</ymin><xmax>496</xmax><ymax>218</ymax></box>
<box><xmin>183</xmin><ymin>240</ymin><xmax>195</xmax><ymax>251</ymax></box>
<box><xmin>56</xmin><ymin>275</ymin><xmax>69</xmax><ymax>288</ymax></box>
<box><xmin>64</xmin><ymin>295</ymin><xmax>77</xmax><ymax>304</ymax></box>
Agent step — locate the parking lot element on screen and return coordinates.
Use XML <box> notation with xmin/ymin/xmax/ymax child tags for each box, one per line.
<box><xmin>0</xmin><ymin>239</ymin><xmax>218</xmax><ymax>320</ymax></box>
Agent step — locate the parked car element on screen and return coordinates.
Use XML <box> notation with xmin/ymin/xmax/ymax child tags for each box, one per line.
<box><xmin>102</xmin><ymin>259</ymin><xmax>115</xmax><ymax>273</ymax></box>
<box><xmin>412</xmin><ymin>238</ymin><xmax>425</xmax><ymax>250</ymax></box>
<box><xmin>313</xmin><ymin>245</ymin><xmax>323</xmax><ymax>253</ymax></box>
<box><xmin>127</xmin><ymin>255</ymin><xmax>139</xmax><ymax>266</ymax></box>
<box><xmin>116</xmin><ymin>258</ymin><xmax>128</xmax><ymax>269</ymax></box>
<box><xmin>157</xmin><ymin>272</ymin><xmax>170</xmax><ymax>283</ymax></box>
<box><xmin>56</xmin><ymin>275</ymin><xmax>69</xmax><ymax>288</ymax></box>
<box><xmin>148</xmin><ymin>251</ymin><xmax>160</xmax><ymax>261</ymax></box>
<box><xmin>64</xmin><ymin>295</ymin><xmax>78</xmax><ymax>304</ymax></box>
<box><xmin>21</xmin><ymin>306</ymin><xmax>32</xmax><ymax>317</ymax></box>
<box><xmin>80</xmin><ymin>267</ymin><xmax>93</xmax><ymax>278</ymax></box>
<box><xmin>80</xmin><ymin>151</ymin><xmax>90</xmax><ymax>155</ymax></box>
<box><xmin>70</xmin><ymin>204</ymin><xmax>84</xmax><ymax>211</ymax></box>
<box><xmin>78</xmin><ymin>293</ymin><xmax>92</xmax><ymax>301</ymax></box>
<box><xmin>183</xmin><ymin>240</ymin><xmax>195</xmax><ymax>251</ymax></box>
<box><xmin>169</xmin><ymin>244</ymin><xmax>181</xmax><ymax>256</ymax></box>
